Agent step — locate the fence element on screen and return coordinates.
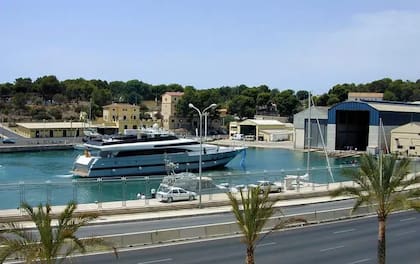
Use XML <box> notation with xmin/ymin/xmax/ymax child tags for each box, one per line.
<box><xmin>0</xmin><ymin>165</ymin><xmax>361</xmax><ymax>210</ymax></box>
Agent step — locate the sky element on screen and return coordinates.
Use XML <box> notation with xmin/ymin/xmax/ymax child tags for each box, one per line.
<box><xmin>1</xmin><ymin>0</ymin><xmax>420</xmax><ymax>94</ymax></box>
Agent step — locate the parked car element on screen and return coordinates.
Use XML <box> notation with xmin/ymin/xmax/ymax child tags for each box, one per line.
<box><xmin>2</xmin><ymin>138</ymin><xmax>16</xmax><ymax>144</ymax></box>
<box><xmin>248</xmin><ymin>180</ymin><xmax>283</xmax><ymax>193</ymax></box>
<box><xmin>157</xmin><ymin>185</ymin><xmax>196</xmax><ymax>203</ymax></box>
<box><xmin>231</xmin><ymin>133</ymin><xmax>244</xmax><ymax>140</ymax></box>
<box><xmin>244</xmin><ymin>135</ymin><xmax>255</xmax><ymax>141</ymax></box>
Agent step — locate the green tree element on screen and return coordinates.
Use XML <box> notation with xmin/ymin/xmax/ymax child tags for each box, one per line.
<box><xmin>0</xmin><ymin>201</ymin><xmax>116</xmax><ymax>263</ymax></box>
<box><xmin>227</xmin><ymin>187</ymin><xmax>304</xmax><ymax>264</ymax></box>
<box><xmin>331</xmin><ymin>154</ymin><xmax>413</xmax><ymax>264</ymax></box>
<box><xmin>296</xmin><ymin>90</ymin><xmax>308</xmax><ymax>101</ymax></box>
<box><xmin>227</xmin><ymin>187</ymin><xmax>276</xmax><ymax>264</ymax></box>
<box><xmin>256</xmin><ymin>92</ymin><xmax>271</xmax><ymax>107</ymax></box>
<box><xmin>273</xmin><ymin>89</ymin><xmax>301</xmax><ymax>118</ymax></box>
<box><xmin>35</xmin><ymin>75</ymin><xmax>62</xmax><ymax>102</ymax></box>
<box><xmin>228</xmin><ymin>95</ymin><xmax>255</xmax><ymax>118</ymax></box>
<box><xmin>326</xmin><ymin>94</ymin><xmax>340</xmax><ymax>105</ymax></box>
<box><xmin>14</xmin><ymin>78</ymin><xmax>33</xmax><ymax>93</ymax></box>
<box><xmin>11</xmin><ymin>92</ymin><xmax>27</xmax><ymax>110</ymax></box>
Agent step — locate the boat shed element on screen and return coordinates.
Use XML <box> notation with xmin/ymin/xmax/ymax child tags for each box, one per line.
<box><xmin>326</xmin><ymin>101</ymin><xmax>420</xmax><ymax>152</ymax></box>
<box><xmin>293</xmin><ymin>106</ymin><xmax>329</xmax><ymax>149</ymax></box>
<box><xmin>390</xmin><ymin>122</ymin><xmax>420</xmax><ymax>157</ymax></box>
<box><xmin>15</xmin><ymin>122</ymin><xmax>92</xmax><ymax>138</ymax></box>
<box><xmin>231</xmin><ymin>119</ymin><xmax>293</xmax><ymax>141</ymax></box>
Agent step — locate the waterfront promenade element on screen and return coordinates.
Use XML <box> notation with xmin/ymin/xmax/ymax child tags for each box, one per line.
<box><xmin>0</xmin><ymin>181</ymin><xmax>357</xmax><ymax>226</ymax></box>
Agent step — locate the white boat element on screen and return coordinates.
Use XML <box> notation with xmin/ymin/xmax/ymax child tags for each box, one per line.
<box><xmin>158</xmin><ymin>171</ymin><xmax>218</xmax><ymax>193</ymax></box>
<box><xmin>72</xmin><ymin>128</ymin><xmax>246</xmax><ymax>178</ymax></box>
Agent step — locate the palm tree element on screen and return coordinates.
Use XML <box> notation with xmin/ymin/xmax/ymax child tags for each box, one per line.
<box><xmin>331</xmin><ymin>153</ymin><xmax>413</xmax><ymax>264</ymax></box>
<box><xmin>227</xmin><ymin>186</ymin><xmax>302</xmax><ymax>264</ymax></box>
<box><xmin>0</xmin><ymin>201</ymin><xmax>116</xmax><ymax>263</ymax></box>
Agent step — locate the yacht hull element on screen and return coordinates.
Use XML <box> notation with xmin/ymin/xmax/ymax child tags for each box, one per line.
<box><xmin>73</xmin><ymin>148</ymin><xmax>245</xmax><ymax>178</ymax></box>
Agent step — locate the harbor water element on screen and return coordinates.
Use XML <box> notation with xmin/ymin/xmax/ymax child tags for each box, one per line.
<box><xmin>0</xmin><ymin>148</ymin><xmax>361</xmax><ymax>209</ymax></box>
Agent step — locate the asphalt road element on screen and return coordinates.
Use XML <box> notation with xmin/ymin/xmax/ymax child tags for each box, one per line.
<box><xmin>77</xmin><ymin>199</ymin><xmax>357</xmax><ymax>237</ymax></box>
<box><xmin>74</xmin><ymin>210</ymin><xmax>420</xmax><ymax>264</ymax></box>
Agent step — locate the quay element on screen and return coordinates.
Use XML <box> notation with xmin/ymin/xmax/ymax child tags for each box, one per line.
<box><xmin>0</xmin><ymin>143</ymin><xmax>75</xmax><ymax>153</ymax></box>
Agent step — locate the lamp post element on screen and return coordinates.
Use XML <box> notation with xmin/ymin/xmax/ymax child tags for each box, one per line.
<box><xmin>188</xmin><ymin>103</ymin><xmax>217</xmax><ymax>208</ymax></box>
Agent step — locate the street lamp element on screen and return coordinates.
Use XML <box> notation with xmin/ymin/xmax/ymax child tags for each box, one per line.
<box><xmin>188</xmin><ymin>103</ymin><xmax>217</xmax><ymax>208</ymax></box>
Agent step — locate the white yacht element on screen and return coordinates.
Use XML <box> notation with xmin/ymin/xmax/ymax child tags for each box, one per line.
<box><xmin>72</xmin><ymin>129</ymin><xmax>246</xmax><ymax>178</ymax></box>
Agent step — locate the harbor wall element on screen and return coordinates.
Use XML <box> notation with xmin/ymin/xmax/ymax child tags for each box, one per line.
<box><xmin>0</xmin><ymin>144</ymin><xmax>74</xmax><ymax>153</ymax></box>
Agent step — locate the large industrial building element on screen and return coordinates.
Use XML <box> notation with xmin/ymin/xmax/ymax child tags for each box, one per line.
<box><xmin>327</xmin><ymin>101</ymin><xmax>420</xmax><ymax>152</ymax></box>
<box><xmin>229</xmin><ymin>119</ymin><xmax>293</xmax><ymax>141</ymax></box>
<box><xmin>293</xmin><ymin>106</ymin><xmax>329</xmax><ymax>149</ymax></box>
<box><xmin>390</xmin><ymin>122</ymin><xmax>420</xmax><ymax>156</ymax></box>
<box><xmin>294</xmin><ymin>100</ymin><xmax>420</xmax><ymax>155</ymax></box>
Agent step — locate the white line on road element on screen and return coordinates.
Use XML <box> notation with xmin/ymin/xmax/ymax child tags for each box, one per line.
<box><xmin>347</xmin><ymin>258</ymin><xmax>371</xmax><ymax>264</ymax></box>
<box><xmin>400</xmin><ymin>217</ymin><xmax>416</xmax><ymax>222</ymax></box>
<box><xmin>258</xmin><ymin>242</ymin><xmax>276</xmax><ymax>247</ymax></box>
<box><xmin>333</xmin><ymin>228</ymin><xmax>356</xmax><ymax>234</ymax></box>
<box><xmin>320</xmin><ymin>245</ymin><xmax>345</xmax><ymax>252</ymax></box>
<box><xmin>138</xmin><ymin>258</ymin><xmax>173</xmax><ymax>264</ymax></box>
<box><xmin>397</xmin><ymin>230</ymin><xmax>416</xmax><ymax>236</ymax></box>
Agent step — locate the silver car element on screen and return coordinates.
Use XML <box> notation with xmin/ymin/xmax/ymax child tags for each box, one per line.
<box><xmin>157</xmin><ymin>186</ymin><xmax>196</xmax><ymax>203</ymax></box>
<box><xmin>248</xmin><ymin>180</ymin><xmax>283</xmax><ymax>193</ymax></box>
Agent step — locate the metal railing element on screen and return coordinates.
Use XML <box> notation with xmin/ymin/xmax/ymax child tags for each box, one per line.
<box><xmin>0</xmin><ymin>165</ymin><xmax>363</xmax><ymax>210</ymax></box>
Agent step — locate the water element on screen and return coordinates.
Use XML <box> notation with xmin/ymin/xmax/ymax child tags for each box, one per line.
<box><xmin>0</xmin><ymin>148</ymin><xmax>355</xmax><ymax>209</ymax></box>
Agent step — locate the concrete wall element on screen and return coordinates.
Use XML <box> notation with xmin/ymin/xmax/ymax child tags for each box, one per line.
<box><xmin>295</xmin><ymin>128</ymin><xmax>305</xmax><ymax>149</ymax></box>
<box><xmin>326</xmin><ymin>124</ymin><xmax>336</xmax><ymax>151</ymax></box>
<box><xmin>98</xmin><ymin>205</ymin><xmax>375</xmax><ymax>248</ymax></box>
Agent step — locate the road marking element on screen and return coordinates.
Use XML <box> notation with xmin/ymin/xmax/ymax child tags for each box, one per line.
<box><xmin>333</xmin><ymin>228</ymin><xmax>356</xmax><ymax>234</ymax></box>
<box><xmin>400</xmin><ymin>217</ymin><xmax>416</xmax><ymax>222</ymax></box>
<box><xmin>138</xmin><ymin>258</ymin><xmax>173</xmax><ymax>264</ymax></box>
<box><xmin>347</xmin><ymin>258</ymin><xmax>371</xmax><ymax>264</ymax></box>
<box><xmin>397</xmin><ymin>230</ymin><xmax>416</xmax><ymax>236</ymax></box>
<box><xmin>320</xmin><ymin>245</ymin><xmax>345</xmax><ymax>252</ymax></box>
<box><xmin>258</xmin><ymin>242</ymin><xmax>276</xmax><ymax>247</ymax></box>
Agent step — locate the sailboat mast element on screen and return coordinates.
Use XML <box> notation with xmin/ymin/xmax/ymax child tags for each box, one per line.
<box><xmin>306</xmin><ymin>91</ymin><xmax>311</xmax><ymax>177</ymax></box>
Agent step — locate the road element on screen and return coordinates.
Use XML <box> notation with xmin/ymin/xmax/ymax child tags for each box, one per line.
<box><xmin>77</xmin><ymin>199</ymin><xmax>358</xmax><ymax>237</ymax></box>
<box><xmin>74</xmin><ymin>211</ymin><xmax>420</xmax><ymax>264</ymax></box>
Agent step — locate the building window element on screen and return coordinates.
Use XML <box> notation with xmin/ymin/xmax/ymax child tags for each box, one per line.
<box><xmin>397</xmin><ymin>145</ymin><xmax>403</xmax><ymax>149</ymax></box>
<box><xmin>133</xmin><ymin>116</ymin><xmax>136</xmax><ymax>120</ymax></box>
<box><xmin>409</xmin><ymin>146</ymin><xmax>415</xmax><ymax>150</ymax></box>
<box><xmin>124</xmin><ymin>125</ymin><xmax>128</xmax><ymax>129</ymax></box>
<box><xmin>172</xmin><ymin>119</ymin><xmax>175</xmax><ymax>123</ymax></box>
<box><xmin>123</xmin><ymin>116</ymin><xmax>127</xmax><ymax>120</ymax></box>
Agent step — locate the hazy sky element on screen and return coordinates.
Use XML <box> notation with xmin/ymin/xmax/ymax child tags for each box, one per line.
<box><xmin>1</xmin><ymin>0</ymin><xmax>419</xmax><ymax>94</ymax></box>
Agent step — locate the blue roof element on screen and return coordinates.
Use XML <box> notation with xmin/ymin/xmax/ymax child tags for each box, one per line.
<box><xmin>328</xmin><ymin>101</ymin><xmax>420</xmax><ymax>126</ymax></box>
<box><xmin>328</xmin><ymin>101</ymin><xmax>379</xmax><ymax>125</ymax></box>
